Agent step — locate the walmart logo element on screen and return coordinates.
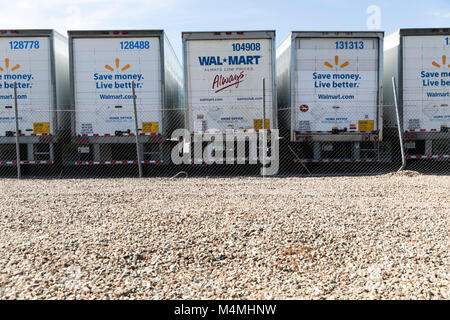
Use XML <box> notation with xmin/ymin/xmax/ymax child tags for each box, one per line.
<box><xmin>0</xmin><ymin>58</ymin><xmax>20</xmax><ymax>72</ymax></box>
<box><xmin>432</xmin><ymin>55</ymin><xmax>449</xmax><ymax>68</ymax></box>
<box><xmin>324</xmin><ymin>56</ymin><xmax>349</xmax><ymax>69</ymax></box>
<box><xmin>105</xmin><ymin>58</ymin><xmax>130</xmax><ymax>72</ymax></box>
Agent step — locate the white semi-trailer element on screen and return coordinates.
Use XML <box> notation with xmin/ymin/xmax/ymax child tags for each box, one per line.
<box><xmin>384</xmin><ymin>28</ymin><xmax>449</xmax><ymax>160</ymax></box>
<box><xmin>183</xmin><ymin>31</ymin><xmax>276</xmax><ymax>134</ymax></box>
<box><xmin>182</xmin><ymin>31</ymin><xmax>276</xmax><ymax>164</ymax></box>
<box><xmin>0</xmin><ymin>29</ymin><xmax>69</xmax><ymax>165</ymax></box>
<box><xmin>67</xmin><ymin>30</ymin><xmax>183</xmax><ymax>165</ymax></box>
<box><xmin>277</xmin><ymin>31</ymin><xmax>388</xmax><ymax>163</ymax></box>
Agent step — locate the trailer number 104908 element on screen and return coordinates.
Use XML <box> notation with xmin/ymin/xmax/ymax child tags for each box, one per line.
<box><xmin>232</xmin><ymin>43</ymin><xmax>261</xmax><ymax>51</ymax></box>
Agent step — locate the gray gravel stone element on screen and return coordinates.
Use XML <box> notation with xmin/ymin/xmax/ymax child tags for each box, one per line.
<box><xmin>0</xmin><ymin>174</ymin><xmax>448</xmax><ymax>299</ymax></box>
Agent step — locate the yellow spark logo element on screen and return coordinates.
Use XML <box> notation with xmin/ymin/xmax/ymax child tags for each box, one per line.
<box><xmin>432</xmin><ymin>55</ymin><xmax>449</xmax><ymax>68</ymax></box>
<box><xmin>0</xmin><ymin>58</ymin><xmax>20</xmax><ymax>72</ymax></box>
<box><xmin>324</xmin><ymin>56</ymin><xmax>349</xmax><ymax>69</ymax></box>
<box><xmin>105</xmin><ymin>58</ymin><xmax>130</xmax><ymax>72</ymax></box>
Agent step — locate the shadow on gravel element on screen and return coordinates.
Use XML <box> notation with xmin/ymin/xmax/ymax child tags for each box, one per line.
<box><xmin>0</xmin><ymin>159</ymin><xmax>447</xmax><ymax>180</ymax></box>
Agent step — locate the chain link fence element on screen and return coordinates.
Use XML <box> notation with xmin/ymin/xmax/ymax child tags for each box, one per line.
<box><xmin>0</xmin><ymin>103</ymin><xmax>448</xmax><ymax>179</ymax></box>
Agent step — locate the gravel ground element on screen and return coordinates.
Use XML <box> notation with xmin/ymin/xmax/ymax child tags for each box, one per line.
<box><xmin>0</xmin><ymin>173</ymin><xmax>448</xmax><ymax>300</ymax></box>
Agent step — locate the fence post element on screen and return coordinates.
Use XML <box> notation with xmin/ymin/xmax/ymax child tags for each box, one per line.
<box><xmin>261</xmin><ymin>78</ymin><xmax>266</xmax><ymax>177</ymax></box>
<box><xmin>392</xmin><ymin>77</ymin><xmax>406</xmax><ymax>171</ymax></box>
<box><xmin>14</xmin><ymin>82</ymin><xmax>21</xmax><ymax>179</ymax></box>
<box><xmin>132</xmin><ymin>81</ymin><xmax>143</xmax><ymax>178</ymax></box>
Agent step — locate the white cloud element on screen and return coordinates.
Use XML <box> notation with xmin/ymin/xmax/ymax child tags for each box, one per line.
<box><xmin>428</xmin><ymin>10</ymin><xmax>450</xmax><ymax>19</ymax></box>
<box><xmin>0</xmin><ymin>0</ymin><xmax>182</xmax><ymax>34</ymax></box>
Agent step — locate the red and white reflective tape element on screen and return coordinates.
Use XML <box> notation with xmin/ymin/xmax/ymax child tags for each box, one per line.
<box><xmin>407</xmin><ymin>129</ymin><xmax>439</xmax><ymax>132</ymax></box>
<box><xmin>79</xmin><ymin>133</ymin><xmax>159</xmax><ymax>137</ymax></box>
<box><xmin>193</xmin><ymin>129</ymin><xmax>271</xmax><ymax>135</ymax></box>
<box><xmin>295</xmin><ymin>130</ymin><xmax>377</xmax><ymax>134</ymax></box>
<box><xmin>0</xmin><ymin>160</ymin><xmax>54</xmax><ymax>165</ymax></box>
<box><xmin>190</xmin><ymin>157</ymin><xmax>274</xmax><ymax>164</ymax></box>
<box><xmin>296</xmin><ymin>130</ymin><xmax>332</xmax><ymax>134</ymax></box>
<box><xmin>13</xmin><ymin>136</ymin><xmax>54</xmax><ymax>142</ymax></box>
<box><xmin>75</xmin><ymin>136</ymin><xmax>163</xmax><ymax>142</ymax></box>
<box><xmin>193</xmin><ymin>130</ymin><xmax>221</xmax><ymax>135</ymax></box>
<box><xmin>405</xmin><ymin>155</ymin><xmax>449</xmax><ymax>159</ymax></box>
<box><xmin>17</xmin><ymin>133</ymin><xmax>52</xmax><ymax>137</ymax></box>
<box><xmin>294</xmin><ymin>158</ymin><xmax>378</xmax><ymax>163</ymax></box>
<box><xmin>74</xmin><ymin>160</ymin><xmax>163</xmax><ymax>165</ymax></box>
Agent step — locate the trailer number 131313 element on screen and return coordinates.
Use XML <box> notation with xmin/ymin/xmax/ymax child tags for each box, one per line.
<box><xmin>335</xmin><ymin>41</ymin><xmax>364</xmax><ymax>49</ymax></box>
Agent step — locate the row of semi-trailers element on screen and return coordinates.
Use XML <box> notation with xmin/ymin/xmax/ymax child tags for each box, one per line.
<box><xmin>0</xmin><ymin>28</ymin><xmax>448</xmax><ymax>167</ymax></box>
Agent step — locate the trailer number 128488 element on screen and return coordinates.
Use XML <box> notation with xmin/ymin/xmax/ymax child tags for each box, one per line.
<box><xmin>120</xmin><ymin>41</ymin><xmax>150</xmax><ymax>50</ymax></box>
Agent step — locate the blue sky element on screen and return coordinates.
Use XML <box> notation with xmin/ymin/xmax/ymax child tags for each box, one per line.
<box><xmin>1</xmin><ymin>0</ymin><xmax>449</xmax><ymax>60</ymax></box>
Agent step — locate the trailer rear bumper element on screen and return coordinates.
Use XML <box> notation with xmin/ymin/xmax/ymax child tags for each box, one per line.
<box><xmin>0</xmin><ymin>135</ymin><xmax>57</xmax><ymax>144</ymax></box>
<box><xmin>294</xmin><ymin>158</ymin><xmax>383</xmax><ymax>163</ymax></box>
<box><xmin>73</xmin><ymin>135</ymin><xmax>164</xmax><ymax>144</ymax></box>
<box><xmin>405</xmin><ymin>154</ymin><xmax>449</xmax><ymax>160</ymax></box>
<box><xmin>73</xmin><ymin>160</ymin><xmax>163</xmax><ymax>165</ymax></box>
<box><xmin>294</xmin><ymin>132</ymin><xmax>380</xmax><ymax>142</ymax></box>
<box><xmin>403</xmin><ymin>131</ymin><xmax>449</xmax><ymax>140</ymax></box>
<box><xmin>0</xmin><ymin>160</ymin><xmax>54</xmax><ymax>166</ymax></box>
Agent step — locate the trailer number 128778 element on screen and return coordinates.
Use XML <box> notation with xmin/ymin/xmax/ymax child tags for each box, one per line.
<box><xmin>9</xmin><ymin>41</ymin><xmax>40</xmax><ymax>49</ymax></box>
